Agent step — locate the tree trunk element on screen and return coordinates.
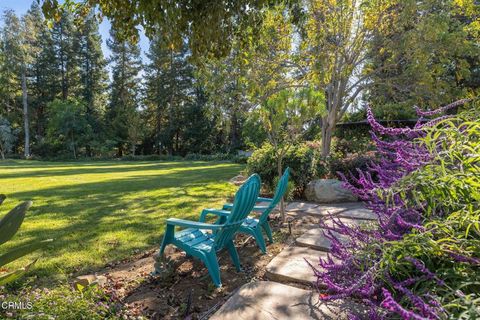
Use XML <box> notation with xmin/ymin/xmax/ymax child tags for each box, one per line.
<box><xmin>71</xmin><ymin>131</ymin><xmax>76</xmax><ymax>159</ymax></box>
<box><xmin>321</xmin><ymin>118</ymin><xmax>334</xmax><ymax>158</ymax></box>
<box><xmin>0</xmin><ymin>150</ymin><xmax>5</xmax><ymax>160</ymax></box>
<box><xmin>117</xmin><ymin>145</ymin><xmax>123</xmax><ymax>157</ymax></box>
<box><xmin>21</xmin><ymin>70</ymin><xmax>30</xmax><ymax>159</ymax></box>
<box><xmin>230</xmin><ymin>110</ymin><xmax>239</xmax><ymax>152</ymax></box>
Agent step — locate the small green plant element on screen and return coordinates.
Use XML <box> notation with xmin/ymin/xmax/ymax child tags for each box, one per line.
<box><xmin>0</xmin><ymin>195</ymin><xmax>52</xmax><ymax>286</ymax></box>
<box><xmin>1</xmin><ymin>284</ymin><xmax>121</xmax><ymax>320</ymax></box>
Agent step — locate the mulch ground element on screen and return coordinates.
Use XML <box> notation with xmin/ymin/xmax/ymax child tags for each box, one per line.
<box><xmin>98</xmin><ymin>213</ymin><xmax>318</xmax><ymax>319</ymax></box>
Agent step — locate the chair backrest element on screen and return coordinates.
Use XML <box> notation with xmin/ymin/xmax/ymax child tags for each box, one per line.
<box><xmin>213</xmin><ymin>174</ymin><xmax>261</xmax><ymax>250</ymax></box>
<box><xmin>258</xmin><ymin>167</ymin><xmax>290</xmax><ymax>224</ymax></box>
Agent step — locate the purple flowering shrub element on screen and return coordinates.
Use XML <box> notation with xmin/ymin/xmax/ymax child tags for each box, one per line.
<box><xmin>310</xmin><ymin>99</ymin><xmax>480</xmax><ymax>319</ymax></box>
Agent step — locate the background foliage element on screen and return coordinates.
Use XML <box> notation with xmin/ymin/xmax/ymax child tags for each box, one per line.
<box><xmin>0</xmin><ymin>0</ymin><xmax>478</xmax><ymax>160</ymax></box>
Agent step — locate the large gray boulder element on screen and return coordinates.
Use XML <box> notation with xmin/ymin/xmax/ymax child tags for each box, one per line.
<box><xmin>304</xmin><ymin>179</ymin><xmax>357</xmax><ymax>203</ymax></box>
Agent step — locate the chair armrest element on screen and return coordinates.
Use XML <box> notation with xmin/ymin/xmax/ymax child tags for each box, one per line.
<box><xmin>223</xmin><ymin>203</ymin><xmax>269</xmax><ymax>212</ymax></box>
<box><xmin>257</xmin><ymin>197</ymin><xmax>273</xmax><ymax>202</ymax></box>
<box><xmin>167</xmin><ymin>218</ymin><xmax>222</xmax><ymax>230</ymax></box>
<box><xmin>222</xmin><ymin>203</ymin><xmax>233</xmax><ymax>211</ymax></box>
<box><xmin>252</xmin><ymin>205</ymin><xmax>269</xmax><ymax>212</ymax></box>
<box><xmin>199</xmin><ymin>209</ymin><xmax>231</xmax><ymax>222</ymax></box>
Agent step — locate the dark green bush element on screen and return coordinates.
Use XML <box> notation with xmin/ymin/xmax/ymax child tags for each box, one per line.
<box><xmin>119</xmin><ymin>154</ymin><xmax>183</xmax><ymax>161</ymax></box>
<box><xmin>246</xmin><ymin>142</ymin><xmax>317</xmax><ymax>196</ymax></box>
<box><xmin>327</xmin><ymin>151</ymin><xmax>377</xmax><ymax>178</ymax></box>
<box><xmin>184</xmin><ymin>153</ymin><xmax>248</xmax><ymax>163</ymax></box>
<box><xmin>331</xmin><ymin>130</ymin><xmax>374</xmax><ymax>157</ymax></box>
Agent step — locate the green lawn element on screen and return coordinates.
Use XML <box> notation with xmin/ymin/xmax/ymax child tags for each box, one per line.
<box><xmin>0</xmin><ymin>160</ymin><xmax>243</xmax><ymax>284</ymax></box>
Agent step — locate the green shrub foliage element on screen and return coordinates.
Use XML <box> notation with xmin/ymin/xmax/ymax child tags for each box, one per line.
<box><xmin>246</xmin><ymin>142</ymin><xmax>317</xmax><ymax>195</ymax></box>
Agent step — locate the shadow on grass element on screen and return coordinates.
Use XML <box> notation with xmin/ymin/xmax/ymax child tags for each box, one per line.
<box><xmin>1</xmin><ymin>161</ymin><xmax>243</xmax><ymax>285</ymax></box>
<box><xmin>0</xmin><ymin>160</ymin><xmax>221</xmax><ymax>179</ymax></box>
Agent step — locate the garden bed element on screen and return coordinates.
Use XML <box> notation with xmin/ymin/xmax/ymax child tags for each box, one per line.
<box><xmin>84</xmin><ymin>215</ymin><xmax>310</xmax><ymax>319</ymax></box>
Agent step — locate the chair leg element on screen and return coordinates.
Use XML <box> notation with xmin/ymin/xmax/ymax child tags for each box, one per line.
<box><xmin>159</xmin><ymin>225</ymin><xmax>174</xmax><ymax>257</ymax></box>
<box><xmin>226</xmin><ymin>241</ymin><xmax>242</xmax><ymax>272</ymax></box>
<box><xmin>261</xmin><ymin>222</ymin><xmax>274</xmax><ymax>243</ymax></box>
<box><xmin>204</xmin><ymin>253</ymin><xmax>222</xmax><ymax>287</ymax></box>
<box><xmin>253</xmin><ymin>227</ymin><xmax>267</xmax><ymax>254</ymax></box>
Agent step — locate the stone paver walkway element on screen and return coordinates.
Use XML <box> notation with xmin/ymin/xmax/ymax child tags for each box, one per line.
<box><xmin>212</xmin><ymin>201</ymin><xmax>374</xmax><ymax>319</ymax></box>
<box><xmin>296</xmin><ymin>228</ymin><xmax>347</xmax><ymax>251</ymax></box>
<box><xmin>266</xmin><ymin>246</ymin><xmax>330</xmax><ymax>284</ymax></box>
<box><xmin>211</xmin><ymin>281</ymin><xmax>365</xmax><ymax>320</ymax></box>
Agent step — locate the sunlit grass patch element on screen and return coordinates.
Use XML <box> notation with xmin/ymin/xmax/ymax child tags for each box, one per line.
<box><xmin>0</xmin><ymin>160</ymin><xmax>243</xmax><ymax>284</ymax></box>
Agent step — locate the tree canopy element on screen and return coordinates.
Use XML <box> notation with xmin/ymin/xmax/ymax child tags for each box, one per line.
<box><xmin>39</xmin><ymin>0</ymin><xmax>300</xmax><ymax>58</ymax></box>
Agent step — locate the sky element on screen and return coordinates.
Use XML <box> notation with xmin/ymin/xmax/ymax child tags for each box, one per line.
<box><xmin>0</xmin><ymin>0</ymin><xmax>150</xmax><ymax>62</ymax></box>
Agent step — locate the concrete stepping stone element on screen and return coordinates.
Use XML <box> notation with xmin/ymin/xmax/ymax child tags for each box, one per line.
<box><xmin>266</xmin><ymin>246</ymin><xmax>329</xmax><ymax>284</ymax></box>
<box><xmin>308</xmin><ymin>202</ymin><xmax>366</xmax><ymax>215</ymax></box>
<box><xmin>286</xmin><ymin>202</ymin><xmax>319</xmax><ymax>212</ymax></box>
<box><xmin>296</xmin><ymin>228</ymin><xmax>349</xmax><ymax>251</ymax></box>
<box><xmin>287</xmin><ymin>201</ymin><xmax>367</xmax><ymax>217</ymax></box>
<box><xmin>210</xmin><ymin>281</ymin><xmax>366</xmax><ymax>320</ymax></box>
<box><xmin>295</xmin><ymin>218</ymin><xmax>364</xmax><ymax>251</ymax></box>
<box><xmin>337</xmin><ymin>208</ymin><xmax>377</xmax><ymax>220</ymax></box>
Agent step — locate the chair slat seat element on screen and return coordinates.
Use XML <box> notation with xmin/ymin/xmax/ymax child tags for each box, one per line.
<box><xmin>175</xmin><ymin>229</ymin><xmax>215</xmax><ymax>250</ymax></box>
<box><xmin>242</xmin><ymin>217</ymin><xmax>258</xmax><ymax>228</ymax></box>
<box><xmin>176</xmin><ymin>229</ymin><xmax>204</xmax><ymax>241</ymax></box>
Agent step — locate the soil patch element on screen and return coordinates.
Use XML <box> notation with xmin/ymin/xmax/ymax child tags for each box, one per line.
<box><xmin>97</xmin><ymin>214</ymin><xmax>318</xmax><ymax>319</ymax></box>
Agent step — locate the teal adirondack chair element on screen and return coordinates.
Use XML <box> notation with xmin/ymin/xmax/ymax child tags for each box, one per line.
<box><xmin>157</xmin><ymin>174</ymin><xmax>261</xmax><ymax>287</ymax></box>
<box><xmin>217</xmin><ymin>167</ymin><xmax>290</xmax><ymax>253</ymax></box>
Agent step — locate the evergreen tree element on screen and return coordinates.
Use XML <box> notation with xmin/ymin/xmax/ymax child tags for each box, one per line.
<box><xmin>51</xmin><ymin>11</ymin><xmax>80</xmax><ymax>100</ymax></box>
<box><xmin>0</xmin><ymin>9</ymin><xmax>36</xmax><ymax>157</ymax></box>
<box><xmin>144</xmin><ymin>37</ymin><xmax>194</xmax><ymax>155</ymax></box>
<box><xmin>0</xmin><ymin>10</ymin><xmax>21</xmax><ymax>123</ymax></box>
<box><xmin>182</xmin><ymin>87</ymin><xmax>217</xmax><ymax>154</ymax></box>
<box><xmin>23</xmin><ymin>3</ymin><xmax>58</xmax><ymax>151</ymax></box>
<box><xmin>107</xmin><ymin>28</ymin><xmax>142</xmax><ymax>156</ymax></box>
<box><xmin>76</xmin><ymin>10</ymin><xmax>108</xmax><ymax>156</ymax></box>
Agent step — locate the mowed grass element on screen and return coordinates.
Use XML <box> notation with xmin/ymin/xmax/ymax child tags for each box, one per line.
<box><xmin>0</xmin><ymin>160</ymin><xmax>243</xmax><ymax>284</ymax></box>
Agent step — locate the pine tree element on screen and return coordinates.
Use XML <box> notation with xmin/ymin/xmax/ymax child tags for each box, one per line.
<box><xmin>76</xmin><ymin>10</ymin><xmax>108</xmax><ymax>156</ymax></box>
<box><xmin>107</xmin><ymin>28</ymin><xmax>142</xmax><ymax>156</ymax></box>
<box><xmin>23</xmin><ymin>3</ymin><xmax>58</xmax><ymax>150</ymax></box>
<box><xmin>182</xmin><ymin>87</ymin><xmax>217</xmax><ymax>154</ymax></box>
<box><xmin>0</xmin><ymin>9</ymin><xmax>36</xmax><ymax>157</ymax></box>
<box><xmin>144</xmin><ymin>37</ymin><xmax>194</xmax><ymax>155</ymax></box>
<box><xmin>51</xmin><ymin>11</ymin><xmax>80</xmax><ymax>100</ymax></box>
<box><xmin>0</xmin><ymin>10</ymin><xmax>22</xmax><ymax>124</ymax></box>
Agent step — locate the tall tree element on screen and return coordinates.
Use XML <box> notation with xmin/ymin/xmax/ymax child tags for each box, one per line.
<box><xmin>301</xmin><ymin>0</ymin><xmax>379</xmax><ymax>158</ymax></box>
<box><xmin>0</xmin><ymin>11</ymin><xmax>21</xmax><ymax>123</ymax></box>
<box><xmin>198</xmin><ymin>48</ymin><xmax>251</xmax><ymax>152</ymax></box>
<box><xmin>144</xmin><ymin>37</ymin><xmax>194</xmax><ymax>155</ymax></box>
<box><xmin>51</xmin><ymin>11</ymin><xmax>80</xmax><ymax>100</ymax></box>
<box><xmin>107</xmin><ymin>29</ymin><xmax>142</xmax><ymax>156</ymax></box>
<box><xmin>76</xmin><ymin>10</ymin><xmax>108</xmax><ymax>156</ymax></box>
<box><xmin>182</xmin><ymin>87</ymin><xmax>217</xmax><ymax>154</ymax></box>
<box><xmin>25</xmin><ymin>3</ymin><xmax>59</xmax><ymax>144</ymax></box>
<box><xmin>0</xmin><ymin>10</ymin><xmax>38</xmax><ymax>158</ymax></box>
